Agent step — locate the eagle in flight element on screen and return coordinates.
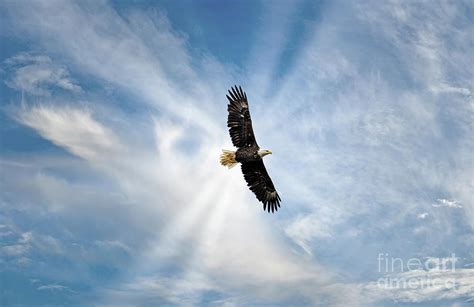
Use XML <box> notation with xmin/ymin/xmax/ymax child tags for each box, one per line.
<box><xmin>220</xmin><ymin>86</ymin><xmax>281</xmax><ymax>213</ymax></box>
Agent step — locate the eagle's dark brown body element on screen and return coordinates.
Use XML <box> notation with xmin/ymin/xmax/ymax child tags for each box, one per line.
<box><xmin>235</xmin><ymin>145</ymin><xmax>260</xmax><ymax>163</ymax></box>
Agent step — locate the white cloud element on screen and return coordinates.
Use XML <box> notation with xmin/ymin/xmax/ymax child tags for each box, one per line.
<box><xmin>2</xmin><ymin>0</ymin><xmax>473</xmax><ymax>305</ymax></box>
<box><xmin>0</xmin><ymin>224</ymin><xmax>63</xmax><ymax>263</ymax></box>
<box><xmin>417</xmin><ymin>212</ymin><xmax>429</xmax><ymax>220</ymax></box>
<box><xmin>4</xmin><ymin>52</ymin><xmax>81</xmax><ymax>96</ymax></box>
<box><xmin>361</xmin><ymin>269</ymin><xmax>474</xmax><ymax>304</ymax></box>
<box><xmin>8</xmin><ymin>102</ymin><xmax>337</xmax><ymax>304</ymax></box>
<box><xmin>430</xmin><ymin>83</ymin><xmax>471</xmax><ymax>96</ymax></box>
<box><xmin>284</xmin><ymin>210</ymin><xmax>343</xmax><ymax>255</ymax></box>
<box><xmin>18</xmin><ymin>105</ymin><xmax>123</xmax><ymax>162</ymax></box>
<box><xmin>37</xmin><ymin>284</ymin><xmax>72</xmax><ymax>292</ymax></box>
<box><xmin>0</xmin><ymin>244</ymin><xmax>30</xmax><ymax>257</ymax></box>
<box><xmin>102</xmin><ymin>274</ymin><xmax>218</xmax><ymax>305</ymax></box>
<box><xmin>94</xmin><ymin>240</ymin><xmax>131</xmax><ymax>254</ymax></box>
<box><xmin>433</xmin><ymin>198</ymin><xmax>463</xmax><ymax>209</ymax></box>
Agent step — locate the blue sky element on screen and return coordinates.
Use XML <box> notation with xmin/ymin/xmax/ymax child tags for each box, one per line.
<box><xmin>0</xmin><ymin>0</ymin><xmax>473</xmax><ymax>305</ymax></box>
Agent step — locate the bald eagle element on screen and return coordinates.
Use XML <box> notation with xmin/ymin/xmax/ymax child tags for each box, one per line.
<box><xmin>220</xmin><ymin>86</ymin><xmax>281</xmax><ymax>213</ymax></box>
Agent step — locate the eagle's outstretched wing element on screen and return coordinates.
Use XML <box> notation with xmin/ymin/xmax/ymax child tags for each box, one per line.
<box><xmin>241</xmin><ymin>160</ymin><xmax>281</xmax><ymax>213</ymax></box>
<box><xmin>226</xmin><ymin>85</ymin><xmax>258</xmax><ymax>148</ymax></box>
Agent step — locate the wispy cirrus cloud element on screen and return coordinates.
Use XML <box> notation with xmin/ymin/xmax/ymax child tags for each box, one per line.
<box><xmin>4</xmin><ymin>52</ymin><xmax>81</xmax><ymax>96</ymax></box>
<box><xmin>361</xmin><ymin>269</ymin><xmax>474</xmax><ymax>304</ymax></box>
<box><xmin>0</xmin><ymin>0</ymin><xmax>472</xmax><ymax>305</ymax></box>
<box><xmin>4</xmin><ymin>46</ymin><xmax>333</xmax><ymax>305</ymax></box>
<box><xmin>17</xmin><ymin>106</ymin><xmax>123</xmax><ymax>161</ymax></box>
<box><xmin>433</xmin><ymin>198</ymin><xmax>463</xmax><ymax>209</ymax></box>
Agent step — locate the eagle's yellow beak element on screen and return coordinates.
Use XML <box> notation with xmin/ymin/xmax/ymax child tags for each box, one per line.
<box><xmin>258</xmin><ymin>149</ymin><xmax>273</xmax><ymax>157</ymax></box>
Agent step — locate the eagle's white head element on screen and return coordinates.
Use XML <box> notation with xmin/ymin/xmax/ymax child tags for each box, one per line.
<box><xmin>258</xmin><ymin>149</ymin><xmax>272</xmax><ymax>158</ymax></box>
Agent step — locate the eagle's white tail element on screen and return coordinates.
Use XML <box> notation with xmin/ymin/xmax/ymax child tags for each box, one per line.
<box><xmin>220</xmin><ymin>150</ymin><xmax>238</xmax><ymax>169</ymax></box>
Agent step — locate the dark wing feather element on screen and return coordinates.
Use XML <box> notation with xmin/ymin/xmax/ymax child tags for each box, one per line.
<box><xmin>241</xmin><ymin>160</ymin><xmax>281</xmax><ymax>213</ymax></box>
<box><xmin>226</xmin><ymin>85</ymin><xmax>258</xmax><ymax>148</ymax></box>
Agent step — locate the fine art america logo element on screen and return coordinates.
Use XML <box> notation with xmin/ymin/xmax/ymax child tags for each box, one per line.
<box><xmin>376</xmin><ymin>253</ymin><xmax>458</xmax><ymax>289</ymax></box>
